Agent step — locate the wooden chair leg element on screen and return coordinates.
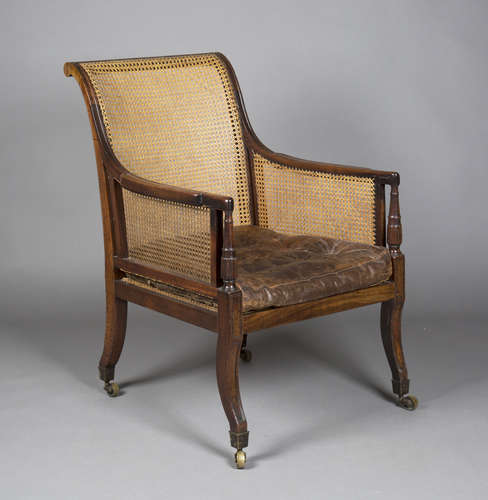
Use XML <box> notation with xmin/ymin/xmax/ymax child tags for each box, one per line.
<box><xmin>380</xmin><ymin>299</ymin><xmax>417</xmax><ymax>410</ymax></box>
<box><xmin>98</xmin><ymin>294</ymin><xmax>127</xmax><ymax>397</ymax></box>
<box><xmin>217</xmin><ymin>289</ymin><xmax>248</xmax><ymax>468</ymax></box>
<box><xmin>240</xmin><ymin>333</ymin><xmax>252</xmax><ymax>362</ymax></box>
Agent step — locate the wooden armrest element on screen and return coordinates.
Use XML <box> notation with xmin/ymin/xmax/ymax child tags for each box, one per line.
<box><xmin>246</xmin><ymin>133</ymin><xmax>399</xmax><ymax>185</ymax></box>
<box><xmin>118</xmin><ymin>171</ymin><xmax>233</xmax><ymax>211</ymax></box>
<box><xmin>264</xmin><ymin>151</ymin><xmax>399</xmax><ymax>186</ymax></box>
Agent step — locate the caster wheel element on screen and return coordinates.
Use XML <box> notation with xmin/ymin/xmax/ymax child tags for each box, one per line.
<box><xmin>104</xmin><ymin>382</ymin><xmax>120</xmax><ymax>397</ymax></box>
<box><xmin>235</xmin><ymin>449</ymin><xmax>246</xmax><ymax>469</ymax></box>
<box><xmin>397</xmin><ymin>395</ymin><xmax>418</xmax><ymax>411</ymax></box>
<box><xmin>240</xmin><ymin>349</ymin><xmax>252</xmax><ymax>363</ymax></box>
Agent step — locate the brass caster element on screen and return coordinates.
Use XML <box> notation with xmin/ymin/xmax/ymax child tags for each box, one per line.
<box><xmin>235</xmin><ymin>449</ymin><xmax>246</xmax><ymax>469</ymax></box>
<box><xmin>397</xmin><ymin>395</ymin><xmax>418</xmax><ymax>411</ymax></box>
<box><xmin>240</xmin><ymin>349</ymin><xmax>252</xmax><ymax>363</ymax></box>
<box><xmin>104</xmin><ymin>382</ymin><xmax>120</xmax><ymax>397</ymax></box>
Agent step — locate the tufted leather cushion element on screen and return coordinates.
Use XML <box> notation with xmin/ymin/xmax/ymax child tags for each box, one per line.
<box><xmin>235</xmin><ymin>226</ymin><xmax>392</xmax><ymax>312</ymax></box>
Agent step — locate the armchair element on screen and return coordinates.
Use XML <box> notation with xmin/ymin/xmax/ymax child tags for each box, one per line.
<box><xmin>64</xmin><ymin>53</ymin><xmax>416</xmax><ymax>469</ymax></box>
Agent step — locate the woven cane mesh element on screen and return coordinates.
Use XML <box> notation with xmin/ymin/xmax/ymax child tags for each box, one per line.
<box><xmin>122</xmin><ymin>189</ymin><xmax>211</xmax><ymax>283</ymax></box>
<box><xmin>81</xmin><ymin>54</ymin><xmax>250</xmax><ymax>225</ymax></box>
<box><xmin>123</xmin><ymin>274</ymin><xmax>217</xmax><ymax>311</ymax></box>
<box><xmin>253</xmin><ymin>153</ymin><xmax>376</xmax><ymax>244</ymax></box>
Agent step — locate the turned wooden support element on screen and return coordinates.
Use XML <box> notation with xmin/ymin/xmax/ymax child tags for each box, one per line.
<box><xmin>387</xmin><ymin>184</ymin><xmax>405</xmax><ymax>301</ymax></box>
<box><xmin>221</xmin><ymin>205</ymin><xmax>237</xmax><ymax>291</ymax></box>
<box><xmin>387</xmin><ymin>184</ymin><xmax>402</xmax><ymax>256</ymax></box>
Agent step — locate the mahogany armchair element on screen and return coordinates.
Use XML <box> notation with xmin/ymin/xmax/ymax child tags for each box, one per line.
<box><xmin>64</xmin><ymin>53</ymin><xmax>416</xmax><ymax>469</ymax></box>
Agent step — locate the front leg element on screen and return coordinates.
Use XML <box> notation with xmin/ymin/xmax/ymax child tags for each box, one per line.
<box><xmin>216</xmin><ymin>288</ymin><xmax>248</xmax><ymax>468</ymax></box>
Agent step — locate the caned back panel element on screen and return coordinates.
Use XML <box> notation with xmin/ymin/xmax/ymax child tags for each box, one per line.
<box><xmin>81</xmin><ymin>54</ymin><xmax>251</xmax><ymax>225</ymax></box>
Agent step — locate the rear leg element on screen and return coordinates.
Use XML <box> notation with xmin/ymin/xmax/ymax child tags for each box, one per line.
<box><xmin>240</xmin><ymin>334</ymin><xmax>252</xmax><ymax>362</ymax></box>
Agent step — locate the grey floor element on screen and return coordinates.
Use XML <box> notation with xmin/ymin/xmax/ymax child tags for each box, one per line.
<box><xmin>1</xmin><ymin>282</ymin><xmax>487</xmax><ymax>499</ymax></box>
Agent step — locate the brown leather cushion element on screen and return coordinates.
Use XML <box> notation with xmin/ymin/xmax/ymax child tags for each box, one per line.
<box><xmin>235</xmin><ymin>226</ymin><xmax>392</xmax><ymax>312</ymax></box>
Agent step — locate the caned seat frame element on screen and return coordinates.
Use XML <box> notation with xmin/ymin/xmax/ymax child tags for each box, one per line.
<box><xmin>64</xmin><ymin>52</ymin><xmax>414</xmax><ymax>467</ymax></box>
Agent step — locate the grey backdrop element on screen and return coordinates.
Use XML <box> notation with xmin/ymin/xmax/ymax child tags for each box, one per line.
<box><xmin>1</xmin><ymin>1</ymin><xmax>487</xmax><ymax>499</ymax></box>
